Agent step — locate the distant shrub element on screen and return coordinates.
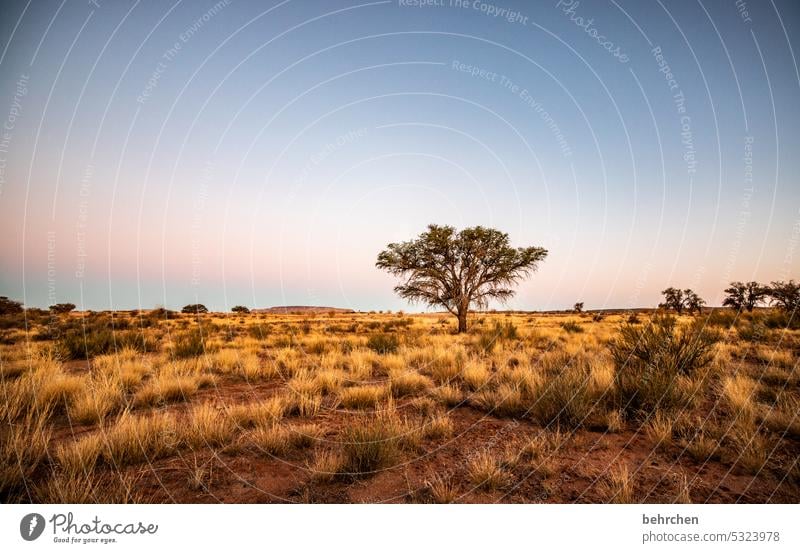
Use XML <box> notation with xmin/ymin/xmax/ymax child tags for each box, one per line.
<box><xmin>592</xmin><ymin>313</ymin><xmax>605</xmax><ymax>322</ymax></box>
<box><xmin>58</xmin><ymin>326</ymin><xmax>152</xmax><ymax>360</ymax></box>
<box><xmin>366</xmin><ymin>333</ymin><xmax>399</xmax><ymax>355</ymax></box>
<box><xmin>181</xmin><ymin>304</ymin><xmax>208</xmax><ymax>314</ymax></box>
<box><xmin>231</xmin><ymin>305</ymin><xmax>250</xmax><ymax>314</ymax></box>
<box><xmin>49</xmin><ymin>303</ymin><xmax>76</xmax><ymax>314</ymax></box>
<box><xmin>0</xmin><ymin>296</ymin><xmax>23</xmax><ymax>315</ymax></box>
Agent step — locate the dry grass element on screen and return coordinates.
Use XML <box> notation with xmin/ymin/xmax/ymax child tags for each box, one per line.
<box><xmin>338</xmin><ymin>384</ymin><xmax>388</xmax><ymax>410</ymax></box>
<box><xmin>600</xmin><ymin>464</ymin><xmax>635</xmax><ymax>503</ymax></box>
<box><xmin>421</xmin><ymin>474</ymin><xmax>459</xmax><ymax>503</ymax></box>
<box><xmin>389</xmin><ymin>370</ymin><xmax>433</xmax><ymax>397</ymax></box>
<box><xmin>183</xmin><ymin>403</ymin><xmax>234</xmax><ymax>448</ymax></box>
<box><xmin>133</xmin><ymin>372</ymin><xmax>213</xmax><ymax>408</ymax></box>
<box><xmin>467</xmin><ymin>450</ymin><xmax>510</xmax><ymax>490</ymax></box>
<box><xmin>57</xmin><ymin>411</ymin><xmax>179</xmax><ymax>471</ymax></box>
<box><xmin>3</xmin><ymin>309</ymin><xmax>797</xmax><ymax>503</ymax></box>
<box><xmin>226</xmin><ymin>397</ymin><xmax>285</xmax><ymax>428</ymax></box>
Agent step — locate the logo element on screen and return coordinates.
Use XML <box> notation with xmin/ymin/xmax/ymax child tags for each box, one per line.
<box><xmin>20</xmin><ymin>513</ymin><xmax>45</xmax><ymax>541</ymax></box>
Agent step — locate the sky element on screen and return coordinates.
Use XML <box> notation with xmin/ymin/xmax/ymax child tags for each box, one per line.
<box><xmin>0</xmin><ymin>0</ymin><xmax>798</xmax><ymax>312</ymax></box>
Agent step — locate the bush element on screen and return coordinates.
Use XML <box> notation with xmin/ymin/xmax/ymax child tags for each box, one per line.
<box><xmin>231</xmin><ymin>305</ymin><xmax>250</xmax><ymax>314</ymax></box>
<box><xmin>609</xmin><ymin>315</ymin><xmax>718</xmax><ymax>418</ymax></box>
<box><xmin>49</xmin><ymin>303</ymin><xmax>76</xmax><ymax>314</ymax></box>
<box><xmin>173</xmin><ymin>329</ymin><xmax>208</xmax><ymax>358</ymax></box>
<box><xmin>561</xmin><ymin>321</ymin><xmax>583</xmax><ymax>333</ymax></box>
<box><xmin>366</xmin><ymin>333</ymin><xmax>399</xmax><ymax>354</ymax></box>
<box><xmin>58</xmin><ymin>326</ymin><xmax>152</xmax><ymax>360</ymax></box>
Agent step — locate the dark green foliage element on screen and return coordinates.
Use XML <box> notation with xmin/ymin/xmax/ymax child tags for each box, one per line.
<box><xmin>231</xmin><ymin>305</ymin><xmax>250</xmax><ymax>313</ymax></box>
<box><xmin>0</xmin><ymin>296</ymin><xmax>23</xmax><ymax>315</ymax></box>
<box><xmin>181</xmin><ymin>304</ymin><xmax>209</xmax><ymax>314</ymax></box>
<box><xmin>767</xmin><ymin>280</ymin><xmax>800</xmax><ymax>313</ymax></box>
<box><xmin>723</xmin><ymin>281</ymin><xmax>767</xmax><ymax>311</ymax></box>
<box><xmin>49</xmin><ymin>303</ymin><xmax>76</xmax><ymax>314</ymax></box>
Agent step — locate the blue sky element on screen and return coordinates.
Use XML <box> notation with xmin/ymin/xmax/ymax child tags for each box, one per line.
<box><xmin>0</xmin><ymin>0</ymin><xmax>798</xmax><ymax>311</ymax></box>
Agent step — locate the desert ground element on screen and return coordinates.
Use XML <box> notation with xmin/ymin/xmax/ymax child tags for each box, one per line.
<box><xmin>1</xmin><ymin>308</ymin><xmax>798</xmax><ymax>503</ymax></box>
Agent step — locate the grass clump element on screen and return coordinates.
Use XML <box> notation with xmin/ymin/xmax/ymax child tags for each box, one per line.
<box><xmin>609</xmin><ymin>315</ymin><xmax>718</xmax><ymax>419</ymax></box>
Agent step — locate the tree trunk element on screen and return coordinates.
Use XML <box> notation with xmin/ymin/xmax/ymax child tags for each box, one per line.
<box><xmin>457</xmin><ymin>309</ymin><xmax>468</xmax><ymax>333</ymax></box>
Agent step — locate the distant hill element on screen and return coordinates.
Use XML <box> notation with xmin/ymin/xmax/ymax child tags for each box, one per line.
<box><xmin>251</xmin><ymin>306</ymin><xmax>355</xmax><ymax>314</ymax></box>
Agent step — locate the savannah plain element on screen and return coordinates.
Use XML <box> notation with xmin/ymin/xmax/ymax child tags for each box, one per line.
<box><xmin>1</xmin><ymin>305</ymin><xmax>798</xmax><ymax>504</ymax></box>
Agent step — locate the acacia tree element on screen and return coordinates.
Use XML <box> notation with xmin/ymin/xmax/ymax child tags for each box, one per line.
<box><xmin>573</xmin><ymin>302</ymin><xmax>584</xmax><ymax>314</ymax></box>
<box><xmin>683</xmin><ymin>290</ymin><xmax>705</xmax><ymax>314</ymax></box>
<box><xmin>376</xmin><ymin>225</ymin><xmax>547</xmax><ymax>333</ymax></box>
<box><xmin>659</xmin><ymin>287</ymin><xmax>685</xmax><ymax>313</ymax></box>
<box><xmin>182</xmin><ymin>304</ymin><xmax>208</xmax><ymax>314</ymax></box>
<box><xmin>723</xmin><ymin>281</ymin><xmax>767</xmax><ymax>311</ymax></box>
<box><xmin>231</xmin><ymin>305</ymin><xmax>250</xmax><ymax>314</ymax></box>
<box><xmin>768</xmin><ymin>280</ymin><xmax>799</xmax><ymax>313</ymax></box>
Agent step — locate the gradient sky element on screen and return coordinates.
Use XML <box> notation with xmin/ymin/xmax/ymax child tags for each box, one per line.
<box><xmin>0</xmin><ymin>0</ymin><xmax>798</xmax><ymax>312</ymax></box>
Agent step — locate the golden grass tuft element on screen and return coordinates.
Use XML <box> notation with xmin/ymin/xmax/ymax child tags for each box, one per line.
<box><xmin>467</xmin><ymin>450</ymin><xmax>510</xmax><ymax>490</ymax></box>
<box><xmin>338</xmin><ymin>384</ymin><xmax>388</xmax><ymax>410</ymax></box>
<box><xmin>226</xmin><ymin>397</ymin><xmax>285</xmax><ymax>428</ymax></box>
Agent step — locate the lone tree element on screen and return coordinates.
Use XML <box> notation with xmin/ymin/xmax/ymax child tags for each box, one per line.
<box><xmin>768</xmin><ymin>280</ymin><xmax>799</xmax><ymax>313</ymax></box>
<box><xmin>573</xmin><ymin>302</ymin><xmax>584</xmax><ymax>313</ymax></box>
<box><xmin>231</xmin><ymin>305</ymin><xmax>250</xmax><ymax>314</ymax></box>
<box><xmin>723</xmin><ymin>281</ymin><xmax>767</xmax><ymax>311</ymax></box>
<box><xmin>376</xmin><ymin>224</ymin><xmax>547</xmax><ymax>333</ymax></box>
<box><xmin>49</xmin><ymin>303</ymin><xmax>76</xmax><ymax>314</ymax></box>
<box><xmin>182</xmin><ymin>304</ymin><xmax>209</xmax><ymax>314</ymax></box>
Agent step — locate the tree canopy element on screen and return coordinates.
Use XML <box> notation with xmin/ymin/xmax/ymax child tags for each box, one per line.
<box><xmin>376</xmin><ymin>225</ymin><xmax>547</xmax><ymax>332</ymax></box>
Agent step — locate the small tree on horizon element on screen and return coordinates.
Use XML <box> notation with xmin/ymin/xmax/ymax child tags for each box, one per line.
<box><xmin>573</xmin><ymin>302</ymin><xmax>584</xmax><ymax>313</ymax></box>
<box><xmin>683</xmin><ymin>289</ymin><xmax>706</xmax><ymax>314</ymax></box>
<box><xmin>376</xmin><ymin>224</ymin><xmax>547</xmax><ymax>333</ymax></box>
<box><xmin>231</xmin><ymin>305</ymin><xmax>250</xmax><ymax>314</ymax></box>
<box><xmin>659</xmin><ymin>287</ymin><xmax>685</xmax><ymax>314</ymax></box>
<box><xmin>49</xmin><ymin>303</ymin><xmax>76</xmax><ymax>314</ymax></box>
<box><xmin>0</xmin><ymin>296</ymin><xmax>23</xmax><ymax>315</ymax></box>
<box><xmin>182</xmin><ymin>304</ymin><xmax>209</xmax><ymax>315</ymax></box>
<box><xmin>723</xmin><ymin>281</ymin><xmax>767</xmax><ymax>311</ymax></box>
